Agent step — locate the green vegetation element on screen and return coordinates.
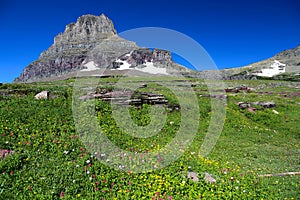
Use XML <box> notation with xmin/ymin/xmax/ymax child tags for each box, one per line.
<box><xmin>0</xmin><ymin>78</ymin><xmax>299</xmax><ymax>199</ymax></box>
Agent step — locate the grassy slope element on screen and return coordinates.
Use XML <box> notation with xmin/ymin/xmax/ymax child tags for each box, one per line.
<box><xmin>0</xmin><ymin>78</ymin><xmax>299</xmax><ymax>199</ymax></box>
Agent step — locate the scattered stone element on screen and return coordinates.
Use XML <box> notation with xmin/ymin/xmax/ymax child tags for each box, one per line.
<box><xmin>80</xmin><ymin>91</ymin><xmax>168</xmax><ymax>106</ymax></box>
<box><xmin>187</xmin><ymin>172</ymin><xmax>199</xmax><ymax>182</ymax></box>
<box><xmin>35</xmin><ymin>91</ymin><xmax>48</xmax><ymax>100</ymax></box>
<box><xmin>238</xmin><ymin>101</ymin><xmax>276</xmax><ymax>110</ymax></box>
<box><xmin>238</xmin><ymin>102</ymin><xmax>251</xmax><ymax>109</ymax></box>
<box><xmin>204</xmin><ymin>172</ymin><xmax>216</xmax><ymax>184</ymax></box>
<box><xmin>252</xmin><ymin>101</ymin><xmax>276</xmax><ymax>109</ymax></box>
<box><xmin>211</xmin><ymin>94</ymin><xmax>228</xmax><ymax>100</ymax></box>
<box><xmin>0</xmin><ymin>150</ymin><xmax>15</xmax><ymax>160</ymax></box>
<box><xmin>282</xmin><ymin>92</ymin><xmax>300</xmax><ymax>98</ymax></box>
<box><xmin>225</xmin><ymin>85</ymin><xmax>254</xmax><ymax>93</ymax></box>
<box><xmin>140</xmin><ymin>83</ymin><xmax>147</xmax><ymax>88</ymax></box>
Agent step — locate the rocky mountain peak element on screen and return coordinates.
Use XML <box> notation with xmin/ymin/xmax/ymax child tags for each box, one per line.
<box><xmin>14</xmin><ymin>14</ymin><xmax>189</xmax><ymax>83</ymax></box>
<box><xmin>40</xmin><ymin>14</ymin><xmax>117</xmax><ymax>60</ymax></box>
<box><xmin>53</xmin><ymin>14</ymin><xmax>116</xmax><ymax>45</ymax></box>
<box><xmin>14</xmin><ymin>14</ymin><xmax>135</xmax><ymax>82</ymax></box>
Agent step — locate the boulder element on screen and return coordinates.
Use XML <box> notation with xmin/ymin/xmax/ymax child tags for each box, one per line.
<box><xmin>252</xmin><ymin>101</ymin><xmax>276</xmax><ymax>109</ymax></box>
<box><xmin>238</xmin><ymin>102</ymin><xmax>250</xmax><ymax>109</ymax></box>
<box><xmin>0</xmin><ymin>149</ymin><xmax>15</xmax><ymax>160</ymax></box>
<box><xmin>35</xmin><ymin>91</ymin><xmax>48</xmax><ymax>99</ymax></box>
<box><xmin>187</xmin><ymin>171</ymin><xmax>199</xmax><ymax>182</ymax></box>
<box><xmin>204</xmin><ymin>172</ymin><xmax>216</xmax><ymax>184</ymax></box>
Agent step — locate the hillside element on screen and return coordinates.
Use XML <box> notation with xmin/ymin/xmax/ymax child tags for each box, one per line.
<box><xmin>218</xmin><ymin>45</ymin><xmax>300</xmax><ymax>80</ymax></box>
<box><xmin>1</xmin><ymin>78</ymin><xmax>299</xmax><ymax>198</ymax></box>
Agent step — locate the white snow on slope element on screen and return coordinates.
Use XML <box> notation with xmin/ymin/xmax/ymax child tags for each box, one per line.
<box><xmin>255</xmin><ymin>60</ymin><xmax>286</xmax><ymax>77</ymax></box>
<box><xmin>115</xmin><ymin>59</ymin><xmax>131</xmax><ymax>70</ymax></box>
<box><xmin>81</xmin><ymin>61</ymin><xmax>99</xmax><ymax>71</ymax></box>
<box><xmin>113</xmin><ymin>60</ymin><xmax>168</xmax><ymax>75</ymax></box>
<box><xmin>136</xmin><ymin>61</ymin><xmax>168</xmax><ymax>75</ymax></box>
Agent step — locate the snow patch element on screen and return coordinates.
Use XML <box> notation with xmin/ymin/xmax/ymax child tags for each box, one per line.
<box><xmin>114</xmin><ymin>59</ymin><xmax>131</xmax><ymax>70</ymax></box>
<box><xmin>125</xmin><ymin>52</ymin><xmax>132</xmax><ymax>57</ymax></box>
<box><xmin>255</xmin><ymin>60</ymin><xmax>286</xmax><ymax>77</ymax></box>
<box><xmin>81</xmin><ymin>61</ymin><xmax>99</xmax><ymax>71</ymax></box>
<box><xmin>112</xmin><ymin>53</ymin><xmax>168</xmax><ymax>75</ymax></box>
<box><xmin>136</xmin><ymin>61</ymin><xmax>168</xmax><ymax>75</ymax></box>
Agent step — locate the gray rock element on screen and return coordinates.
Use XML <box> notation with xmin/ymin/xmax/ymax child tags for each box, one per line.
<box><xmin>238</xmin><ymin>102</ymin><xmax>250</xmax><ymax>109</ymax></box>
<box><xmin>187</xmin><ymin>171</ymin><xmax>199</xmax><ymax>182</ymax></box>
<box><xmin>0</xmin><ymin>150</ymin><xmax>15</xmax><ymax>160</ymax></box>
<box><xmin>204</xmin><ymin>172</ymin><xmax>216</xmax><ymax>184</ymax></box>
<box><xmin>14</xmin><ymin>14</ymin><xmax>138</xmax><ymax>82</ymax></box>
<box><xmin>35</xmin><ymin>91</ymin><xmax>48</xmax><ymax>100</ymax></box>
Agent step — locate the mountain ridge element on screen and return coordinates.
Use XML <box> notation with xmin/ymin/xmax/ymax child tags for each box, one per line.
<box><xmin>211</xmin><ymin>44</ymin><xmax>300</xmax><ymax>80</ymax></box>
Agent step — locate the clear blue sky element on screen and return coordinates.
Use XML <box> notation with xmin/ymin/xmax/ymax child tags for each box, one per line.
<box><xmin>0</xmin><ymin>0</ymin><xmax>299</xmax><ymax>83</ymax></box>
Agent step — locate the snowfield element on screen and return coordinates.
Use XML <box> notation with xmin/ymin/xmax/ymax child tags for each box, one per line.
<box><xmin>81</xmin><ymin>61</ymin><xmax>100</xmax><ymax>72</ymax></box>
<box><xmin>254</xmin><ymin>60</ymin><xmax>286</xmax><ymax>77</ymax></box>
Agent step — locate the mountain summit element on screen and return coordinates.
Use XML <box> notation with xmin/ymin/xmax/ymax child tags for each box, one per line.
<box><xmin>14</xmin><ymin>14</ymin><xmax>189</xmax><ymax>82</ymax></box>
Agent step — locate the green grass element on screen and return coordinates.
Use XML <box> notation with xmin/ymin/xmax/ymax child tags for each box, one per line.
<box><xmin>0</xmin><ymin>78</ymin><xmax>299</xmax><ymax>199</ymax></box>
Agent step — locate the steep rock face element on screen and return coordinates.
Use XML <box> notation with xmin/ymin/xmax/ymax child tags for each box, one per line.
<box><xmin>15</xmin><ymin>14</ymin><xmax>190</xmax><ymax>82</ymax></box>
<box><xmin>108</xmin><ymin>48</ymin><xmax>189</xmax><ymax>75</ymax></box>
<box><xmin>86</xmin><ymin>35</ymin><xmax>138</xmax><ymax>68</ymax></box>
<box><xmin>40</xmin><ymin>14</ymin><xmax>117</xmax><ymax>60</ymax></box>
<box><xmin>14</xmin><ymin>14</ymin><xmax>137</xmax><ymax>82</ymax></box>
<box><xmin>111</xmin><ymin>48</ymin><xmax>172</xmax><ymax>69</ymax></box>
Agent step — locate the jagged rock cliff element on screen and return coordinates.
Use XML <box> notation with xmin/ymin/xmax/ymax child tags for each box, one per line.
<box><xmin>14</xmin><ymin>14</ymin><xmax>189</xmax><ymax>82</ymax></box>
<box><xmin>14</xmin><ymin>14</ymin><xmax>138</xmax><ymax>82</ymax></box>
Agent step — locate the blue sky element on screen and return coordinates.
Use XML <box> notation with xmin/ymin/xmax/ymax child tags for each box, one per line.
<box><xmin>0</xmin><ymin>0</ymin><xmax>299</xmax><ymax>83</ymax></box>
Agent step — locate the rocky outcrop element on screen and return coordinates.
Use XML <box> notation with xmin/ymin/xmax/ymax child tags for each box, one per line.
<box><xmin>80</xmin><ymin>90</ymin><xmax>168</xmax><ymax>106</ymax></box>
<box><xmin>35</xmin><ymin>91</ymin><xmax>48</xmax><ymax>100</ymax></box>
<box><xmin>111</xmin><ymin>48</ymin><xmax>172</xmax><ymax>68</ymax></box>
